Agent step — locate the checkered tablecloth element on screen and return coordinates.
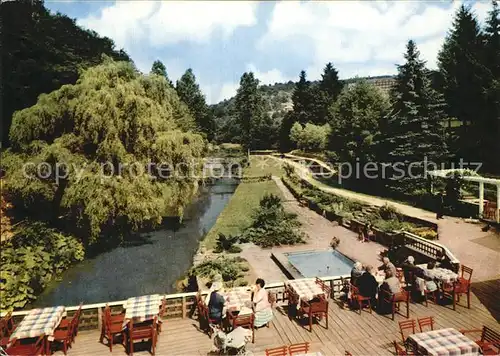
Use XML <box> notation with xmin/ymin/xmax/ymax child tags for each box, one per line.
<box><xmin>221</xmin><ymin>287</ymin><xmax>252</xmax><ymax>311</ymax></box>
<box><xmin>124</xmin><ymin>294</ymin><xmax>161</xmax><ymax>325</ymax></box>
<box><xmin>407</xmin><ymin>328</ymin><xmax>480</xmax><ymax>356</ymax></box>
<box><xmin>10</xmin><ymin>306</ymin><xmax>66</xmax><ymax>341</ymax></box>
<box><xmin>287</xmin><ymin>279</ymin><xmax>326</xmax><ymax>308</ymax></box>
<box><xmin>417</xmin><ymin>265</ymin><xmax>459</xmax><ymax>284</ymax></box>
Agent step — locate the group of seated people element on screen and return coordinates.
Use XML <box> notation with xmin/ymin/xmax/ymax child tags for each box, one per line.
<box><xmin>206</xmin><ymin>277</ymin><xmax>273</xmax><ymax>328</ymax></box>
<box><xmin>348</xmin><ymin>257</ymin><xmax>404</xmax><ymax>310</ymax></box>
<box><xmin>349</xmin><ymin>254</ymin><xmax>456</xmax><ymax>310</ymax></box>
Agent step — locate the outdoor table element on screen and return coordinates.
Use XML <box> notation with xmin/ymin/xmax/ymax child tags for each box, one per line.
<box><xmin>222</xmin><ymin>287</ymin><xmax>252</xmax><ymax>312</ymax></box>
<box><xmin>123</xmin><ymin>294</ymin><xmax>162</xmax><ymax>327</ymax></box>
<box><xmin>407</xmin><ymin>328</ymin><xmax>480</xmax><ymax>356</ymax></box>
<box><xmin>417</xmin><ymin>264</ymin><xmax>459</xmax><ymax>284</ymax></box>
<box><xmin>287</xmin><ymin>278</ymin><xmax>327</xmax><ymax>309</ymax></box>
<box><xmin>9</xmin><ymin>306</ymin><xmax>66</xmax><ymax>345</ymax></box>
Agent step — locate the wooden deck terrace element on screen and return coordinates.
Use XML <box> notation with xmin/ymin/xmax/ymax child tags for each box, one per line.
<box><xmin>43</xmin><ymin>278</ymin><xmax>499</xmax><ymax>356</ymax></box>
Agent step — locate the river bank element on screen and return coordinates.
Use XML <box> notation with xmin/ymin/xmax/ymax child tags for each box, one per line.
<box><xmin>30</xmin><ymin>180</ymin><xmax>237</xmax><ymax>307</ymax></box>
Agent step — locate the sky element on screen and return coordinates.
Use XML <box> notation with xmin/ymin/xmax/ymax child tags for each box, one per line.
<box><xmin>46</xmin><ymin>1</ymin><xmax>493</xmax><ymax>104</ymax></box>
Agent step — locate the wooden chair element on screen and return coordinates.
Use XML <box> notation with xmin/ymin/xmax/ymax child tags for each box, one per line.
<box><xmin>127</xmin><ymin>317</ymin><xmax>157</xmax><ymax>356</ymax></box>
<box><xmin>57</xmin><ymin>303</ymin><xmax>82</xmax><ymax>344</ymax></box>
<box><xmin>382</xmin><ymin>289</ymin><xmax>410</xmax><ymax>321</ymax></box>
<box><xmin>393</xmin><ymin>340</ymin><xmax>414</xmax><ymax>355</ymax></box>
<box><xmin>350</xmin><ymin>285</ymin><xmax>372</xmax><ymax>314</ymax></box>
<box><xmin>315</xmin><ymin>277</ymin><xmax>332</xmax><ymax>297</ymax></box>
<box><xmin>442</xmin><ymin>279</ymin><xmax>471</xmax><ymax>310</ymax></box>
<box><xmin>5</xmin><ymin>335</ymin><xmax>45</xmax><ymax>356</ymax></box>
<box><xmin>298</xmin><ymin>296</ymin><xmax>328</xmax><ymax>332</ymax></box>
<box><xmin>52</xmin><ymin>317</ymin><xmax>76</xmax><ymax>355</ymax></box>
<box><xmin>460</xmin><ymin>326</ymin><xmax>500</xmax><ymax>355</ymax></box>
<box><xmin>265</xmin><ymin>345</ymin><xmax>288</xmax><ymax>356</ymax></box>
<box><xmin>398</xmin><ymin>319</ymin><xmax>416</xmax><ymax>344</ymax></box>
<box><xmin>157</xmin><ymin>298</ymin><xmax>166</xmax><ymax>333</ymax></box>
<box><xmin>100</xmin><ymin>305</ymin><xmax>126</xmax><ymax>352</ymax></box>
<box><xmin>0</xmin><ymin>319</ymin><xmax>11</xmax><ymax>350</ymax></box>
<box><xmin>289</xmin><ymin>341</ymin><xmax>310</xmax><ymax>355</ymax></box>
<box><xmin>230</xmin><ymin>314</ymin><xmax>254</xmax><ymax>343</ymax></box>
<box><xmin>2</xmin><ymin>312</ymin><xmax>15</xmax><ymax>335</ymax></box>
<box><xmin>417</xmin><ymin>316</ymin><xmax>434</xmax><ymax>332</ymax></box>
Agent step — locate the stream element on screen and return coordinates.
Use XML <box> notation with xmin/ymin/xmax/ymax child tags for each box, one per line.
<box><xmin>31</xmin><ymin>179</ymin><xmax>238</xmax><ymax>307</ymax></box>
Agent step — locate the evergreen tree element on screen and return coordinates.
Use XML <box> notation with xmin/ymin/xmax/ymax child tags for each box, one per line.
<box><xmin>482</xmin><ymin>1</ymin><xmax>500</xmax><ymax>173</ymax></box>
<box><xmin>319</xmin><ymin>62</ymin><xmax>343</xmax><ymax>102</ymax></box>
<box><xmin>1</xmin><ymin>0</ymin><xmax>130</xmax><ymax>147</ymax></box>
<box><xmin>176</xmin><ymin>69</ymin><xmax>214</xmax><ymax>140</ymax></box>
<box><xmin>381</xmin><ymin>40</ymin><xmax>448</xmax><ymax>196</ymax></box>
<box><xmin>292</xmin><ymin>71</ymin><xmax>314</xmax><ymax>124</ymax></box>
<box><xmin>150</xmin><ymin>60</ymin><xmax>173</xmax><ymax>87</ymax></box>
<box><xmin>279</xmin><ymin>112</ymin><xmax>296</xmax><ymax>152</ymax></box>
<box><xmin>234</xmin><ymin>72</ymin><xmax>266</xmax><ymax>149</ymax></box>
<box><xmin>437</xmin><ymin>5</ymin><xmax>487</xmax><ymax>163</ymax></box>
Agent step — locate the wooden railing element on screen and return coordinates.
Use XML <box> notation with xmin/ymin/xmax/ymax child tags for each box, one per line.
<box><xmin>2</xmin><ymin>275</ymin><xmax>350</xmax><ymax>331</ymax></box>
<box><xmin>398</xmin><ymin>231</ymin><xmax>460</xmax><ymax>272</ymax></box>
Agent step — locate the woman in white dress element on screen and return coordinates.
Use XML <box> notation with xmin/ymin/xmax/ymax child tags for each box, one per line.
<box><xmin>252</xmin><ymin>278</ymin><xmax>273</xmax><ymax>328</ymax></box>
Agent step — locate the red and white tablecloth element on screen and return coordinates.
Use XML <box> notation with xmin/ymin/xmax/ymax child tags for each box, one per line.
<box><xmin>407</xmin><ymin>328</ymin><xmax>480</xmax><ymax>356</ymax></box>
<box><xmin>221</xmin><ymin>287</ymin><xmax>252</xmax><ymax>311</ymax></box>
<box><xmin>287</xmin><ymin>279</ymin><xmax>326</xmax><ymax>308</ymax></box>
<box><xmin>10</xmin><ymin>306</ymin><xmax>66</xmax><ymax>341</ymax></box>
<box><xmin>124</xmin><ymin>294</ymin><xmax>162</xmax><ymax>325</ymax></box>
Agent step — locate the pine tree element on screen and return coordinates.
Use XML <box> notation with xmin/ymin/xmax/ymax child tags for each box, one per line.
<box><xmin>382</xmin><ymin>40</ymin><xmax>448</xmax><ymax>196</ymax></box>
<box><xmin>319</xmin><ymin>62</ymin><xmax>343</xmax><ymax>102</ymax></box>
<box><xmin>234</xmin><ymin>72</ymin><xmax>266</xmax><ymax>149</ymax></box>
<box><xmin>292</xmin><ymin>70</ymin><xmax>314</xmax><ymax>124</ymax></box>
<box><xmin>150</xmin><ymin>60</ymin><xmax>173</xmax><ymax>87</ymax></box>
<box><xmin>482</xmin><ymin>0</ymin><xmax>500</xmax><ymax>173</ymax></box>
<box><xmin>176</xmin><ymin>69</ymin><xmax>214</xmax><ymax>140</ymax></box>
<box><xmin>307</xmin><ymin>63</ymin><xmax>344</xmax><ymax>125</ymax></box>
<box><xmin>437</xmin><ymin>4</ymin><xmax>487</xmax><ymax>163</ymax></box>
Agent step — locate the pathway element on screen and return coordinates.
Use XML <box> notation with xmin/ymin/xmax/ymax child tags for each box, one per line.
<box><xmin>269</xmin><ymin>156</ymin><xmax>500</xmax><ymax>282</ymax></box>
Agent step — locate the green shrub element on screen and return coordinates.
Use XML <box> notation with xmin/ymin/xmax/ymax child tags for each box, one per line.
<box><xmin>214</xmin><ymin>233</ymin><xmax>240</xmax><ymax>253</ymax></box>
<box><xmin>228</xmin><ymin>245</ymin><xmax>242</xmax><ymax>253</ymax></box>
<box><xmin>379</xmin><ymin>204</ymin><xmax>399</xmax><ymax>220</ymax></box>
<box><xmin>242</xmin><ymin>194</ymin><xmax>306</xmax><ymax>247</ymax></box>
<box><xmin>1</xmin><ymin>221</ymin><xmax>84</xmax><ymax>311</ymax></box>
<box><xmin>190</xmin><ymin>257</ymin><xmax>245</xmax><ymax>282</ymax></box>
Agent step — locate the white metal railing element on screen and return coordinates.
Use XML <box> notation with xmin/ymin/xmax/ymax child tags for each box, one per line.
<box><xmin>0</xmin><ymin>275</ymin><xmax>350</xmax><ymax>319</ymax></box>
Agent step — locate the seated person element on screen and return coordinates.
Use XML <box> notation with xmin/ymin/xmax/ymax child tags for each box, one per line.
<box><xmin>380</xmin><ymin>269</ymin><xmax>401</xmax><ymax>295</ymax></box>
<box><xmin>252</xmin><ymin>278</ymin><xmax>273</xmax><ymax>328</ymax></box>
<box><xmin>401</xmin><ymin>256</ymin><xmax>419</xmax><ymax>286</ymax></box>
<box><xmin>207</xmin><ymin>282</ymin><xmax>225</xmax><ymax>324</ymax></box>
<box><xmin>436</xmin><ymin>250</ymin><xmax>454</xmax><ymax>271</ymax></box>
<box><xmin>357</xmin><ymin>265</ymin><xmax>378</xmax><ymax>305</ymax></box>
<box><xmin>350</xmin><ymin>262</ymin><xmax>364</xmax><ymax>286</ymax></box>
<box><xmin>378</xmin><ymin>257</ymin><xmax>397</xmax><ymax>277</ymax></box>
<box><xmin>422</xmin><ymin>261</ymin><xmax>438</xmax><ymax>292</ymax></box>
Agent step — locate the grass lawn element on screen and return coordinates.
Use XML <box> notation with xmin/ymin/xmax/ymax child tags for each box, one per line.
<box><xmin>243</xmin><ymin>155</ymin><xmax>285</xmax><ymax>177</ymax></box>
<box><xmin>201</xmin><ymin>180</ymin><xmax>283</xmax><ymax>250</ymax></box>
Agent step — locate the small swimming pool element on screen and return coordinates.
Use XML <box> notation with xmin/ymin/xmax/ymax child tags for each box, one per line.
<box><xmin>286</xmin><ymin>250</ymin><xmax>354</xmax><ymax>278</ymax></box>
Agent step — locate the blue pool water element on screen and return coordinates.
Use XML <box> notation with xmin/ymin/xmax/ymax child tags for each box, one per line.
<box><xmin>287</xmin><ymin>250</ymin><xmax>354</xmax><ymax>278</ymax></box>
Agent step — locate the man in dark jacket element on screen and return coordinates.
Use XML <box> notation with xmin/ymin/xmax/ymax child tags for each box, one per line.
<box><xmin>208</xmin><ymin>282</ymin><xmax>225</xmax><ymax>324</ymax></box>
<box><xmin>357</xmin><ymin>265</ymin><xmax>378</xmax><ymax>306</ymax></box>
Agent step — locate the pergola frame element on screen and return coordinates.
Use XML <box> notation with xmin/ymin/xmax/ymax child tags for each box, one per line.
<box><xmin>428</xmin><ymin>170</ymin><xmax>500</xmax><ymax>223</ymax></box>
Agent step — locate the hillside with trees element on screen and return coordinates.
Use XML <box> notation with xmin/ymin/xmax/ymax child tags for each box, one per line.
<box><xmin>0</xmin><ymin>0</ymin><xmax>132</xmax><ymax>148</ymax></box>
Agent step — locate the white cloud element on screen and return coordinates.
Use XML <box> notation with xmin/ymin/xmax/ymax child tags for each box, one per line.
<box><xmin>202</xmin><ymin>82</ymin><xmax>239</xmax><ymax>105</ymax></box>
<box><xmin>246</xmin><ymin>64</ymin><xmax>294</xmax><ymax>85</ymax></box>
<box><xmin>258</xmin><ymin>0</ymin><xmax>486</xmax><ymax>76</ymax></box>
<box><xmin>79</xmin><ymin>1</ymin><xmax>258</xmax><ymax>49</ymax></box>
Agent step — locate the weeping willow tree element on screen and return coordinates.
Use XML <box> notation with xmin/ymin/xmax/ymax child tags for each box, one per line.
<box><xmin>3</xmin><ymin>59</ymin><xmax>205</xmax><ymax>244</ymax></box>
